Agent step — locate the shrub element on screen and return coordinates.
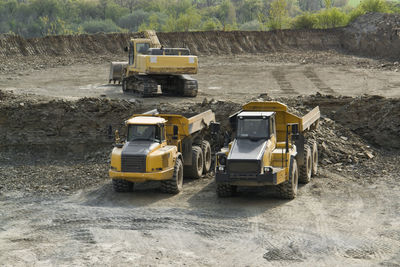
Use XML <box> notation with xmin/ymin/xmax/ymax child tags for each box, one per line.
<box><xmin>239</xmin><ymin>19</ymin><xmax>261</xmax><ymax>30</ymax></box>
<box><xmin>314</xmin><ymin>7</ymin><xmax>349</xmax><ymax>28</ymax></box>
<box><xmin>117</xmin><ymin>10</ymin><xmax>149</xmax><ymax>32</ymax></box>
<box><xmin>360</xmin><ymin>0</ymin><xmax>389</xmax><ymax>12</ymax></box>
<box><xmin>291</xmin><ymin>12</ymin><xmax>317</xmax><ymax>29</ymax></box>
<box><xmin>81</xmin><ymin>19</ymin><xmax>121</xmax><ymax>33</ymax></box>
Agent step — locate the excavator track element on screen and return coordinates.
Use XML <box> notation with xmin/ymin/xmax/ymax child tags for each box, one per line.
<box><xmin>122</xmin><ymin>75</ymin><xmax>158</xmax><ymax>97</ymax></box>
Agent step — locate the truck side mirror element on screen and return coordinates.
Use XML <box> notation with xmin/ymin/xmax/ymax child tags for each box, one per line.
<box><xmin>114</xmin><ymin>130</ymin><xmax>123</xmax><ymax>148</ymax></box>
<box><xmin>291</xmin><ymin>124</ymin><xmax>299</xmax><ymax>135</ymax></box>
<box><xmin>173</xmin><ymin>125</ymin><xmax>179</xmax><ymax>139</ymax></box>
<box><xmin>210</xmin><ymin>122</ymin><xmax>220</xmax><ymax>135</ymax></box>
<box><xmin>124</xmin><ymin>46</ymin><xmax>128</xmax><ymax>52</ymax></box>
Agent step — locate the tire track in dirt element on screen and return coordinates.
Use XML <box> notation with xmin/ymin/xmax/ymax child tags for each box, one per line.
<box><xmin>271</xmin><ymin>67</ymin><xmax>298</xmax><ymax>95</ymax></box>
<box><xmin>303</xmin><ymin>67</ymin><xmax>336</xmax><ymax>94</ymax></box>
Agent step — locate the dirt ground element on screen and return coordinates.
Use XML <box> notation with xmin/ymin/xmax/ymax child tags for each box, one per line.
<box><xmin>1</xmin><ymin>15</ymin><xmax>400</xmax><ymax>266</ymax></box>
<box><xmin>1</xmin><ymin>52</ymin><xmax>400</xmax><ymax>103</ymax></box>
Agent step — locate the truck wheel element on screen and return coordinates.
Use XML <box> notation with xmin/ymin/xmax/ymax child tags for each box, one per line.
<box><xmin>277</xmin><ymin>157</ymin><xmax>298</xmax><ymax>199</ymax></box>
<box><xmin>309</xmin><ymin>140</ymin><xmax>318</xmax><ymax>176</ymax></box>
<box><xmin>299</xmin><ymin>145</ymin><xmax>312</xmax><ymax>184</ymax></box>
<box><xmin>201</xmin><ymin>140</ymin><xmax>212</xmax><ymax>174</ymax></box>
<box><xmin>112</xmin><ymin>179</ymin><xmax>134</xmax><ymax>192</ymax></box>
<box><xmin>216</xmin><ymin>184</ymin><xmax>236</xmax><ymax>197</ymax></box>
<box><xmin>161</xmin><ymin>158</ymin><xmax>183</xmax><ymax>194</ymax></box>
<box><xmin>185</xmin><ymin>146</ymin><xmax>203</xmax><ymax>179</ymax></box>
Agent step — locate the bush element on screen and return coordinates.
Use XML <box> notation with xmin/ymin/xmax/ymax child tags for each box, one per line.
<box><xmin>291</xmin><ymin>12</ymin><xmax>317</xmax><ymax>29</ymax></box>
<box><xmin>202</xmin><ymin>18</ymin><xmax>223</xmax><ymax>31</ymax></box>
<box><xmin>81</xmin><ymin>19</ymin><xmax>121</xmax><ymax>33</ymax></box>
<box><xmin>239</xmin><ymin>19</ymin><xmax>261</xmax><ymax>30</ymax></box>
<box><xmin>314</xmin><ymin>7</ymin><xmax>349</xmax><ymax>28</ymax></box>
<box><xmin>360</xmin><ymin>0</ymin><xmax>389</xmax><ymax>12</ymax></box>
<box><xmin>117</xmin><ymin>10</ymin><xmax>149</xmax><ymax>32</ymax></box>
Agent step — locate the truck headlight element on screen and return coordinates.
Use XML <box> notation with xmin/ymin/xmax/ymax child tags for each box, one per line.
<box><xmin>218</xmin><ymin>155</ymin><xmax>226</xmax><ymax>166</ymax></box>
<box><xmin>263</xmin><ymin>166</ymin><xmax>273</xmax><ymax>173</ymax></box>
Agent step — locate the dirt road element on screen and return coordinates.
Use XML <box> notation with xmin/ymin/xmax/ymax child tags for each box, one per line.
<box><xmin>1</xmin><ymin>53</ymin><xmax>399</xmax><ymax>103</ymax></box>
<box><xmin>1</xmin><ymin>167</ymin><xmax>399</xmax><ymax>266</ymax></box>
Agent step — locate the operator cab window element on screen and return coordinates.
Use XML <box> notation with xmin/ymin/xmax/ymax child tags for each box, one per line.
<box><xmin>136</xmin><ymin>43</ymin><xmax>150</xmax><ymax>54</ymax></box>
<box><xmin>128</xmin><ymin>125</ymin><xmax>161</xmax><ymax>142</ymax></box>
<box><xmin>237</xmin><ymin>117</ymin><xmax>270</xmax><ymax>140</ymax></box>
<box><xmin>129</xmin><ymin>43</ymin><xmax>134</xmax><ymax>65</ymax></box>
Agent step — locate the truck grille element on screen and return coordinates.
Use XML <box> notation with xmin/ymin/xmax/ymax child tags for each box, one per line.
<box><xmin>121</xmin><ymin>155</ymin><xmax>146</xmax><ymax>173</ymax></box>
<box><xmin>228</xmin><ymin>160</ymin><xmax>260</xmax><ymax>174</ymax></box>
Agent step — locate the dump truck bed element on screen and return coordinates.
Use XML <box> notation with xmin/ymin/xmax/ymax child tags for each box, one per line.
<box><xmin>128</xmin><ymin>110</ymin><xmax>215</xmax><ymax>138</ymax></box>
<box><xmin>241</xmin><ymin>101</ymin><xmax>320</xmax><ymax>142</ymax></box>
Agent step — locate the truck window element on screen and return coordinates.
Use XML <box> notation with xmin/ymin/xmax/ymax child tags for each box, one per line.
<box><xmin>129</xmin><ymin>43</ymin><xmax>134</xmax><ymax>65</ymax></box>
<box><xmin>127</xmin><ymin>125</ymin><xmax>161</xmax><ymax>142</ymax></box>
<box><xmin>237</xmin><ymin>118</ymin><xmax>269</xmax><ymax>140</ymax></box>
<box><xmin>270</xmin><ymin>116</ymin><xmax>276</xmax><ymax>136</ymax></box>
<box><xmin>136</xmin><ymin>43</ymin><xmax>150</xmax><ymax>54</ymax></box>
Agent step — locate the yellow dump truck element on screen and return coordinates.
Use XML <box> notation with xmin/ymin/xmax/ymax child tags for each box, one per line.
<box><xmin>110</xmin><ymin>30</ymin><xmax>199</xmax><ymax>97</ymax></box>
<box><xmin>215</xmin><ymin>101</ymin><xmax>320</xmax><ymax>199</ymax></box>
<box><xmin>109</xmin><ymin>109</ymin><xmax>217</xmax><ymax>194</ymax></box>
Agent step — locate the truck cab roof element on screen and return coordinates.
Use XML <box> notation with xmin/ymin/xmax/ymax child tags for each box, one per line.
<box><xmin>126</xmin><ymin>116</ymin><xmax>166</xmax><ymax>125</ymax></box>
<box><xmin>238</xmin><ymin>111</ymin><xmax>275</xmax><ymax>118</ymax></box>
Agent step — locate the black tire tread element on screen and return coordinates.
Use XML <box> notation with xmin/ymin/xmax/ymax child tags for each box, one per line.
<box><xmin>161</xmin><ymin>158</ymin><xmax>183</xmax><ymax>194</ymax></box>
<box><xmin>277</xmin><ymin>158</ymin><xmax>298</xmax><ymax>200</ymax></box>
<box><xmin>112</xmin><ymin>179</ymin><xmax>133</xmax><ymax>192</ymax></box>
<box><xmin>299</xmin><ymin>144</ymin><xmax>312</xmax><ymax>184</ymax></box>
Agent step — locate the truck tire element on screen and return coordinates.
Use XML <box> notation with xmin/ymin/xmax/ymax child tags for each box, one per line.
<box><xmin>277</xmin><ymin>157</ymin><xmax>298</xmax><ymax>200</ymax></box>
<box><xmin>201</xmin><ymin>140</ymin><xmax>212</xmax><ymax>174</ymax></box>
<box><xmin>309</xmin><ymin>140</ymin><xmax>318</xmax><ymax>176</ymax></box>
<box><xmin>299</xmin><ymin>145</ymin><xmax>312</xmax><ymax>184</ymax></box>
<box><xmin>112</xmin><ymin>179</ymin><xmax>134</xmax><ymax>192</ymax></box>
<box><xmin>185</xmin><ymin>146</ymin><xmax>203</xmax><ymax>179</ymax></box>
<box><xmin>216</xmin><ymin>184</ymin><xmax>237</xmax><ymax>197</ymax></box>
<box><xmin>161</xmin><ymin>158</ymin><xmax>183</xmax><ymax>194</ymax></box>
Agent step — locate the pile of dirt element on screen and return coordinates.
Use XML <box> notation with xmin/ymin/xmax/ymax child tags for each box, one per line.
<box><xmin>0</xmin><ymin>90</ymin><xmax>143</xmax><ymax>160</ymax></box>
<box><xmin>342</xmin><ymin>13</ymin><xmax>400</xmax><ymax>59</ymax></box>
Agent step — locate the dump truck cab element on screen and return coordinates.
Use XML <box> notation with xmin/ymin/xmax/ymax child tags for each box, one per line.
<box><xmin>109</xmin><ymin>110</ymin><xmax>216</xmax><ymax>194</ymax></box>
<box><xmin>215</xmin><ymin>101</ymin><xmax>320</xmax><ymax>199</ymax></box>
<box><xmin>110</xmin><ymin>116</ymin><xmax>179</xmax><ymax>182</ymax></box>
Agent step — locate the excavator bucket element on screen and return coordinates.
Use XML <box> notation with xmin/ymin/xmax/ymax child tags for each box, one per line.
<box><xmin>109</xmin><ymin>62</ymin><xmax>128</xmax><ymax>84</ymax></box>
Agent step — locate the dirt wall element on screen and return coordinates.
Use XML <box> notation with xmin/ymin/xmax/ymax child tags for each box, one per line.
<box><xmin>1</xmin><ymin>13</ymin><xmax>399</xmax><ymax>60</ymax></box>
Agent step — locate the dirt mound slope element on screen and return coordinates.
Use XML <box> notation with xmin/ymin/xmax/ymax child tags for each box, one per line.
<box><xmin>342</xmin><ymin>13</ymin><xmax>400</xmax><ymax>59</ymax></box>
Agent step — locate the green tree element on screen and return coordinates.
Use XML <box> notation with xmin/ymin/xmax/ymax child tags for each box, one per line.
<box><xmin>268</xmin><ymin>0</ymin><xmax>289</xmax><ymax>30</ymax></box>
<box><xmin>217</xmin><ymin>0</ymin><xmax>237</xmax><ymax>30</ymax></box>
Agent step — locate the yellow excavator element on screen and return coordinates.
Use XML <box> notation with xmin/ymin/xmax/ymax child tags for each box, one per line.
<box><xmin>109</xmin><ymin>31</ymin><xmax>198</xmax><ymax>97</ymax></box>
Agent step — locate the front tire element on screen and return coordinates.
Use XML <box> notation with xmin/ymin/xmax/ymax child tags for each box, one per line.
<box><xmin>112</xmin><ymin>179</ymin><xmax>134</xmax><ymax>192</ymax></box>
<box><xmin>161</xmin><ymin>158</ymin><xmax>184</xmax><ymax>194</ymax></box>
<box><xmin>216</xmin><ymin>184</ymin><xmax>237</xmax><ymax>197</ymax></box>
<box><xmin>277</xmin><ymin>157</ymin><xmax>299</xmax><ymax>199</ymax></box>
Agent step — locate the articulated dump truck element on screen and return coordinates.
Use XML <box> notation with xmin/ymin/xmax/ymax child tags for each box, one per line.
<box><xmin>215</xmin><ymin>101</ymin><xmax>320</xmax><ymax>199</ymax></box>
<box><xmin>109</xmin><ymin>30</ymin><xmax>199</xmax><ymax>97</ymax></box>
<box><xmin>109</xmin><ymin>109</ymin><xmax>217</xmax><ymax>194</ymax></box>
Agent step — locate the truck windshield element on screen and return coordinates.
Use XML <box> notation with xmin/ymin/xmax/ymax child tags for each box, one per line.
<box><xmin>237</xmin><ymin>118</ymin><xmax>269</xmax><ymax>140</ymax></box>
<box><xmin>127</xmin><ymin>125</ymin><xmax>160</xmax><ymax>142</ymax></box>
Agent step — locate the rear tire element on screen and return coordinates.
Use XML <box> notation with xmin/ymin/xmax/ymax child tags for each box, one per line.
<box><xmin>112</xmin><ymin>179</ymin><xmax>134</xmax><ymax>192</ymax></box>
<box><xmin>201</xmin><ymin>140</ymin><xmax>212</xmax><ymax>174</ymax></box>
<box><xmin>309</xmin><ymin>140</ymin><xmax>318</xmax><ymax>176</ymax></box>
<box><xmin>216</xmin><ymin>184</ymin><xmax>236</xmax><ymax>197</ymax></box>
<box><xmin>277</xmin><ymin>157</ymin><xmax>298</xmax><ymax>199</ymax></box>
<box><xmin>161</xmin><ymin>158</ymin><xmax>183</xmax><ymax>194</ymax></box>
<box><xmin>184</xmin><ymin>146</ymin><xmax>203</xmax><ymax>179</ymax></box>
<box><xmin>299</xmin><ymin>145</ymin><xmax>312</xmax><ymax>184</ymax></box>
